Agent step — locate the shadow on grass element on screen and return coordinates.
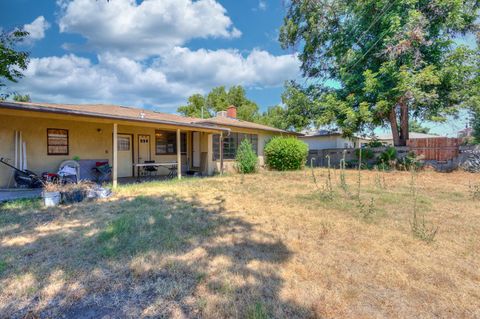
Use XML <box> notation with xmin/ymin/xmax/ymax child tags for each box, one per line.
<box><xmin>0</xmin><ymin>193</ymin><xmax>312</xmax><ymax>318</ymax></box>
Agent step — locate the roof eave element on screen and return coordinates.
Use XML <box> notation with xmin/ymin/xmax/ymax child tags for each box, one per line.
<box><xmin>0</xmin><ymin>102</ymin><xmax>229</xmax><ymax>133</ymax></box>
<box><xmin>198</xmin><ymin>120</ymin><xmax>301</xmax><ymax>135</ymax></box>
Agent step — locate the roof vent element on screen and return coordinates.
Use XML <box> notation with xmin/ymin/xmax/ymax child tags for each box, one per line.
<box><xmin>217</xmin><ymin>111</ymin><xmax>227</xmax><ymax>117</ymax></box>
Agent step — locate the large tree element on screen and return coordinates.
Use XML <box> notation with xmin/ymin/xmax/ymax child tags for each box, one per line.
<box><xmin>257</xmin><ymin>105</ymin><xmax>290</xmax><ymax>130</ymax></box>
<box><xmin>280</xmin><ymin>0</ymin><xmax>479</xmax><ymax>146</ymax></box>
<box><xmin>178</xmin><ymin>85</ymin><xmax>260</xmax><ymax>121</ymax></box>
<box><xmin>0</xmin><ymin>30</ymin><xmax>29</xmax><ymax>99</ymax></box>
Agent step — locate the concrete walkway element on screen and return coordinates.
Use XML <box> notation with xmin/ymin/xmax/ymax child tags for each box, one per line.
<box><xmin>0</xmin><ymin>189</ymin><xmax>42</xmax><ymax>203</ymax></box>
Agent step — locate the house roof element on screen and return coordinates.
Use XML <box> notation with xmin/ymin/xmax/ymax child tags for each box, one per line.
<box><xmin>300</xmin><ymin>129</ymin><xmax>343</xmax><ymax>138</ymax></box>
<box><xmin>0</xmin><ymin>101</ymin><xmax>294</xmax><ymax>134</ymax></box>
<box><xmin>374</xmin><ymin>132</ymin><xmax>442</xmax><ymax>140</ymax></box>
<box><xmin>194</xmin><ymin>116</ymin><xmax>298</xmax><ymax>135</ymax></box>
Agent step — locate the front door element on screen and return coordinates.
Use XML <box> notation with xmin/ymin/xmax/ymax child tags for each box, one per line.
<box><xmin>192</xmin><ymin>132</ymin><xmax>201</xmax><ymax>168</ymax></box>
<box><xmin>117</xmin><ymin>134</ymin><xmax>133</xmax><ymax>177</ymax></box>
<box><xmin>138</xmin><ymin>135</ymin><xmax>151</xmax><ymax>164</ymax></box>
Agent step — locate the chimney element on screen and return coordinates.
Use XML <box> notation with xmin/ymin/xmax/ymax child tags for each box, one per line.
<box><xmin>226</xmin><ymin>105</ymin><xmax>237</xmax><ymax>118</ymax></box>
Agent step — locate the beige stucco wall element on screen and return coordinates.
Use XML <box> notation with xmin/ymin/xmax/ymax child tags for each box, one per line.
<box><xmin>212</xmin><ymin>128</ymin><xmax>286</xmax><ymax>174</ymax></box>
<box><xmin>0</xmin><ymin>111</ymin><xmax>214</xmax><ymax>188</ymax></box>
<box><xmin>0</xmin><ymin>114</ymin><xmax>113</xmax><ymax>187</ymax></box>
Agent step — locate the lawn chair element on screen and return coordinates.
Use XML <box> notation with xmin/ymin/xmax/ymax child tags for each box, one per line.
<box><xmin>143</xmin><ymin>160</ymin><xmax>158</xmax><ymax>177</ymax></box>
<box><xmin>92</xmin><ymin>161</ymin><xmax>112</xmax><ymax>183</ymax></box>
<box><xmin>58</xmin><ymin>160</ymin><xmax>80</xmax><ymax>184</ymax></box>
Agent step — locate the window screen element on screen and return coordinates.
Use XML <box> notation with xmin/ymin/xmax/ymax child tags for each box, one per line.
<box><xmin>117</xmin><ymin>136</ymin><xmax>131</xmax><ymax>151</ymax></box>
<box><xmin>47</xmin><ymin>129</ymin><xmax>69</xmax><ymax>155</ymax></box>
<box><xmin>212</xmin><ymin>133</ymin><xmax>258</xmax><ymax>160</ymax></box>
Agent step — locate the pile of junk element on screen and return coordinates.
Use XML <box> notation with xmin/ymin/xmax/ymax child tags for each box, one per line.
<box><xmin>0</xmin><ymin>157</ymin><xmax>112</xmax><ymax>206</ymax></box>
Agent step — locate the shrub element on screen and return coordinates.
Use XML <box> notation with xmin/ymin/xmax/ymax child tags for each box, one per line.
<box><xmin>397</xmin><ymin>152</ymin><xmax>423</xmax><ymax>171</ymax></box>
<box><xmin>355</xmin><ymin>147</ymin><xmax>375</xmax><ymax>162</ymax></box>
<box><xmin>264</xmin><ymin>136</ymin><xmax>308</xmax><ymax>171</ymax></box>
<box><xmin>367</xmin><ymin>139</ymin><xmax>383</xmax><ymax>148</ymax></box>
<box><xmin>235</xmin><ymin>139</ymin><xmax>258</xmax><ymax>174</ymax></box>
<box><xmin>377</xmin><ymin>146</ymin><xmax>397</xmax><ymax>167</ymax></box>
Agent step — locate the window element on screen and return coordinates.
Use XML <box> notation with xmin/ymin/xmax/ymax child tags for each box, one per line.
<box><xmin>117</xmin><ymin>136</ymin><xmax>131</xmax><ymax>151</ymax></box>
<box><xmin>212</xmin><ymin>133</ymin><xmax>258</xmax><ymax>160</ymax></box>
<box><xmin>47</xmin><ymin>129</ymin><xmax>69</xmax><ymax>155</ymax></box>
<box><xmin>155</xmin><ymin>130</ymin><xmax>186</xmax><ymax>155</ymax></box>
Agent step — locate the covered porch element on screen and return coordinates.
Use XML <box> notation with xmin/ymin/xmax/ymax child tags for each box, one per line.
<box><xmin>0</xmin><ymin>106</ymin><xmax>227</xmax><ymax>189</ymax></box>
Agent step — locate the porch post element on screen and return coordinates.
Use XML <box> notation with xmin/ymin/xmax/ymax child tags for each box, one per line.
<box><xmin>220</xmin><ymin>132</ymin><xmax>224</xmax><ymax>175</ymax></box>
<box><xmin>177</xmin><ymin>128</ymin><xmax>182</xmax><ymax>179</ymax></box>
<box><xmin>112</xmin><ymin>123</ymin><xmax>118</xmax><ymax>188</ymax></box>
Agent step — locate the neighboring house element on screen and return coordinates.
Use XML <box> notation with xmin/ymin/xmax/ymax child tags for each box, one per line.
<box><xmin>0</xmin><ymin>102</ymin><xmax>296</xmax><ymax>188</ymax></box>
<box><xmin>365</xmin><ymin>132</ymin><xmax>443</xmax><ymax>146</ymax></box>
<box><xmin>300</xmin><ymin>129</ymin><xmax>355</xmax><ymax>150</ymax></box>
<box><xmin>301</xmin><ymin>129</ymin><xmax>444</xmax><ymax>150</ymax></box>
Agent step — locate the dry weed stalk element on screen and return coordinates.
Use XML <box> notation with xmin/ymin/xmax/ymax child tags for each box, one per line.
<box><xmin>410</xmin><ymin>167</ymin><xmax>438</xmax><ymax>243</ymax></box>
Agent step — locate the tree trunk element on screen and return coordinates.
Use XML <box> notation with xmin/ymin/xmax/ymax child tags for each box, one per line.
<box><xmin>389</xmin><ymin>107</ymin><xmax>401</xmax><ymax>146</ymax></box>
<box><xmin>399</xmin><ymin>100</ymin><xmax>409</xmax><ymax>146</ymax></box>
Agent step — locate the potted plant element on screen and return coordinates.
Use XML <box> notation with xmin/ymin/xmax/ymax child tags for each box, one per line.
<box><xmin>42</xmin><ymin>182</ymin><xmax>61</xmax><ymax>207</ymax></box>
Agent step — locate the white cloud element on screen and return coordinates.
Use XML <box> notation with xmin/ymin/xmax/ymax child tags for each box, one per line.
<box><xmin>258</xmin><ymin>0</ymin><xmax>267</xmax><ymax>11</ymax></box>
<box><xmin>58</xmin><ymin>0</ymin><xmax>241</xmax><ymax>57</ymax></box>
<box><xmin>159</xmin><ymin>47</ymin><xmax>299</xmax><ymax>88</ymax></box>
<box><xmin>12</xmin><ymin>0</ymin><xmax>301</xmax><ymax>110</ymax></box>
<box><xmin>23</xmin><ymin>16</ymin><xmax>50</xmax><ymax>41</ymax></box>
<box><xmin>14</xmin><ymin>49</ymin><xmax>299</xmax><ymax>110</ymax></box>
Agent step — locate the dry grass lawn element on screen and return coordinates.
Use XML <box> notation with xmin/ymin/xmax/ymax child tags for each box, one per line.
<box><xmin>0</xmin><ymin>169</ymin><xmax>479</xmax><ymax>318</ymax></box>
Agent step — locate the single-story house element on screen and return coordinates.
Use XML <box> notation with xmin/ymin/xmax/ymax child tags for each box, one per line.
<box><xmin>300</xmin><ymin>129</ymin><xmax>355</xmax><ymax>150</ymax></box>
<box><xmin>301</xmin><ymin>129</ymin><xmax>443</xmax><ymax>150</ymax></box>
<box><xmin>359</xmin><ymin>132</ymin><xmax>443</xmax><ymax>147</ymax></box>
<box><xmin>0</xmin><ymin>102</ymin><xmax>296</xmax><ymax>188</ymax></box>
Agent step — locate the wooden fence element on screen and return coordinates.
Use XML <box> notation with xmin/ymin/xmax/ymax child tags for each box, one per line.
<box><xmin>407</xmin><ymin>138</ymin><xmax>460</xmax><ymax>162</ymax></box>
<box><xmin>308</xmin><ymin>138</ymin><xmax>462</xmax><ymax>169</ymax></box>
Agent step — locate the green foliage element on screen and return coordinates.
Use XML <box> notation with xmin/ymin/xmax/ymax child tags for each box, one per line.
<box><xmin>12</xmin><ymin>94</ymin><xmax>30</xmax><ymax>102</ymax></box>
<box><xmin>355</xmin><ymin>148</ymin><xmax>374</xmax><ymax>161</ymax></box>
<box><xmin>0</xmin><ymin>260</ymin><xmax>7</xmax><ymax>275</ymax></box>
<box><xmin>264</xmin><ymin>137</ymin><xmax>308</xmax><ymax>171</ymax></box>
<box><xmin>247</xmin><ymin>302</ymin><xmax>269</xmax><ymax>319</ymax></box>
<box><xmin>280</xmin><ymin>81</ymin><xmax>323</xmax><ymax>131</ymax></box>
<box><xmin>397</xmin><ymin>152</ymin><xmax>422</xmax><ymax>171</ymax></box>
<box><xmin>1</xmin><ymin>29</ymin><xmax>30</xmax><ymax>98</ymax></box>
<box><xmin>178</xmin><ymin>85</ymin><xmax>260</xmax><ymax>122</ymax></box>
<box><xmin>472</xmin><ymin>106</ymin><xmax>480</xmax><ymax>144</ymax></box>
<box><xmin>177</xmin><ymin>94</ymin><xmax>207</xmax><ymax>118</ymax></box>
<box><xmin>409</xmin><ymin>120</ymin><xmax>430</xmax><ymax>134</ymax></box>
<box><xmin>377</xmin><ymin>147</ymin><xmax>397</xmax><ymax>165</ymax></box>
<box><xmin>368</xmin><ymin>139</ymin><xmax>383</xmax><ymax>148</ymax></box>
<box><xmin>257</xmin><ymin>105</ymin><xmax>290</xmax><ymax>130</ymax></box>
<box><xmin>280</xmin><ymin>0</ymin><xmax>479</xmax><ymax>146</ymax></box>
<box><xmin>235</xmin><ymin>139</ymin><xmax>258</xmax><ymax>174</ymax></box>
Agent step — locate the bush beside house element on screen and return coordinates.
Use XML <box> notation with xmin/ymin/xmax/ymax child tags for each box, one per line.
<box><xmin>264</xmin><ymin>137</ymin><xmax>308</xmax><ymax>171</ymax></box>
<box><xmin>235</xmin><ymin>139</ymin><xmax>258</xmax><ymax>174</ymax></box>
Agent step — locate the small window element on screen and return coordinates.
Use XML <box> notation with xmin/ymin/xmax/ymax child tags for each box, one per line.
<box><xmin>47</xmin><ymin>129</ymin><xmax>69</xmax><ymax>155</ymax></box>
<box><xmin>117</xmin><ymin>136</ymin><xmax>131</xmax><ymax>151</ymax></box>
<box><xmin>212</xmin><ymin>133</ymin><xmax>258</xmax><ymax>160</ymax></box>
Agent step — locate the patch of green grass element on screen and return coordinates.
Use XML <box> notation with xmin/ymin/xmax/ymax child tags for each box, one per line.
<box><xmin>247</xmin><ymin>301</ymin><xmax>269</xmax><ymax>319</ymax></box>
<box><xmin>0</xmin><ymin>260</ymin><xmax>8</xmax><ymax>275</ymax></box>
<box><xmin>96</xmin><ymin>195</ymin><xmax>214</xmax><ymax>258</ymax></box>
<box><xmin>0</xmin><ymin>198</ymin><xmax>41</xmax><ymax>211</ymax></box>
<box><xmin>0</xmin><ymin>199</ymin><xmax>43</xmax><ymax>227</ymax></box>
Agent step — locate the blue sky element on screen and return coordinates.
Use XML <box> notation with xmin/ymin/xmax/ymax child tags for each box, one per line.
<box><xmin>0</xmin><ymin>0</ymin><xmax>475</xmax><ymax>136</ymax></box>
<box><xmin>0</xmin><ymin>0</ymin><xmax>297</xmax><ymax>112</ymax></box>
